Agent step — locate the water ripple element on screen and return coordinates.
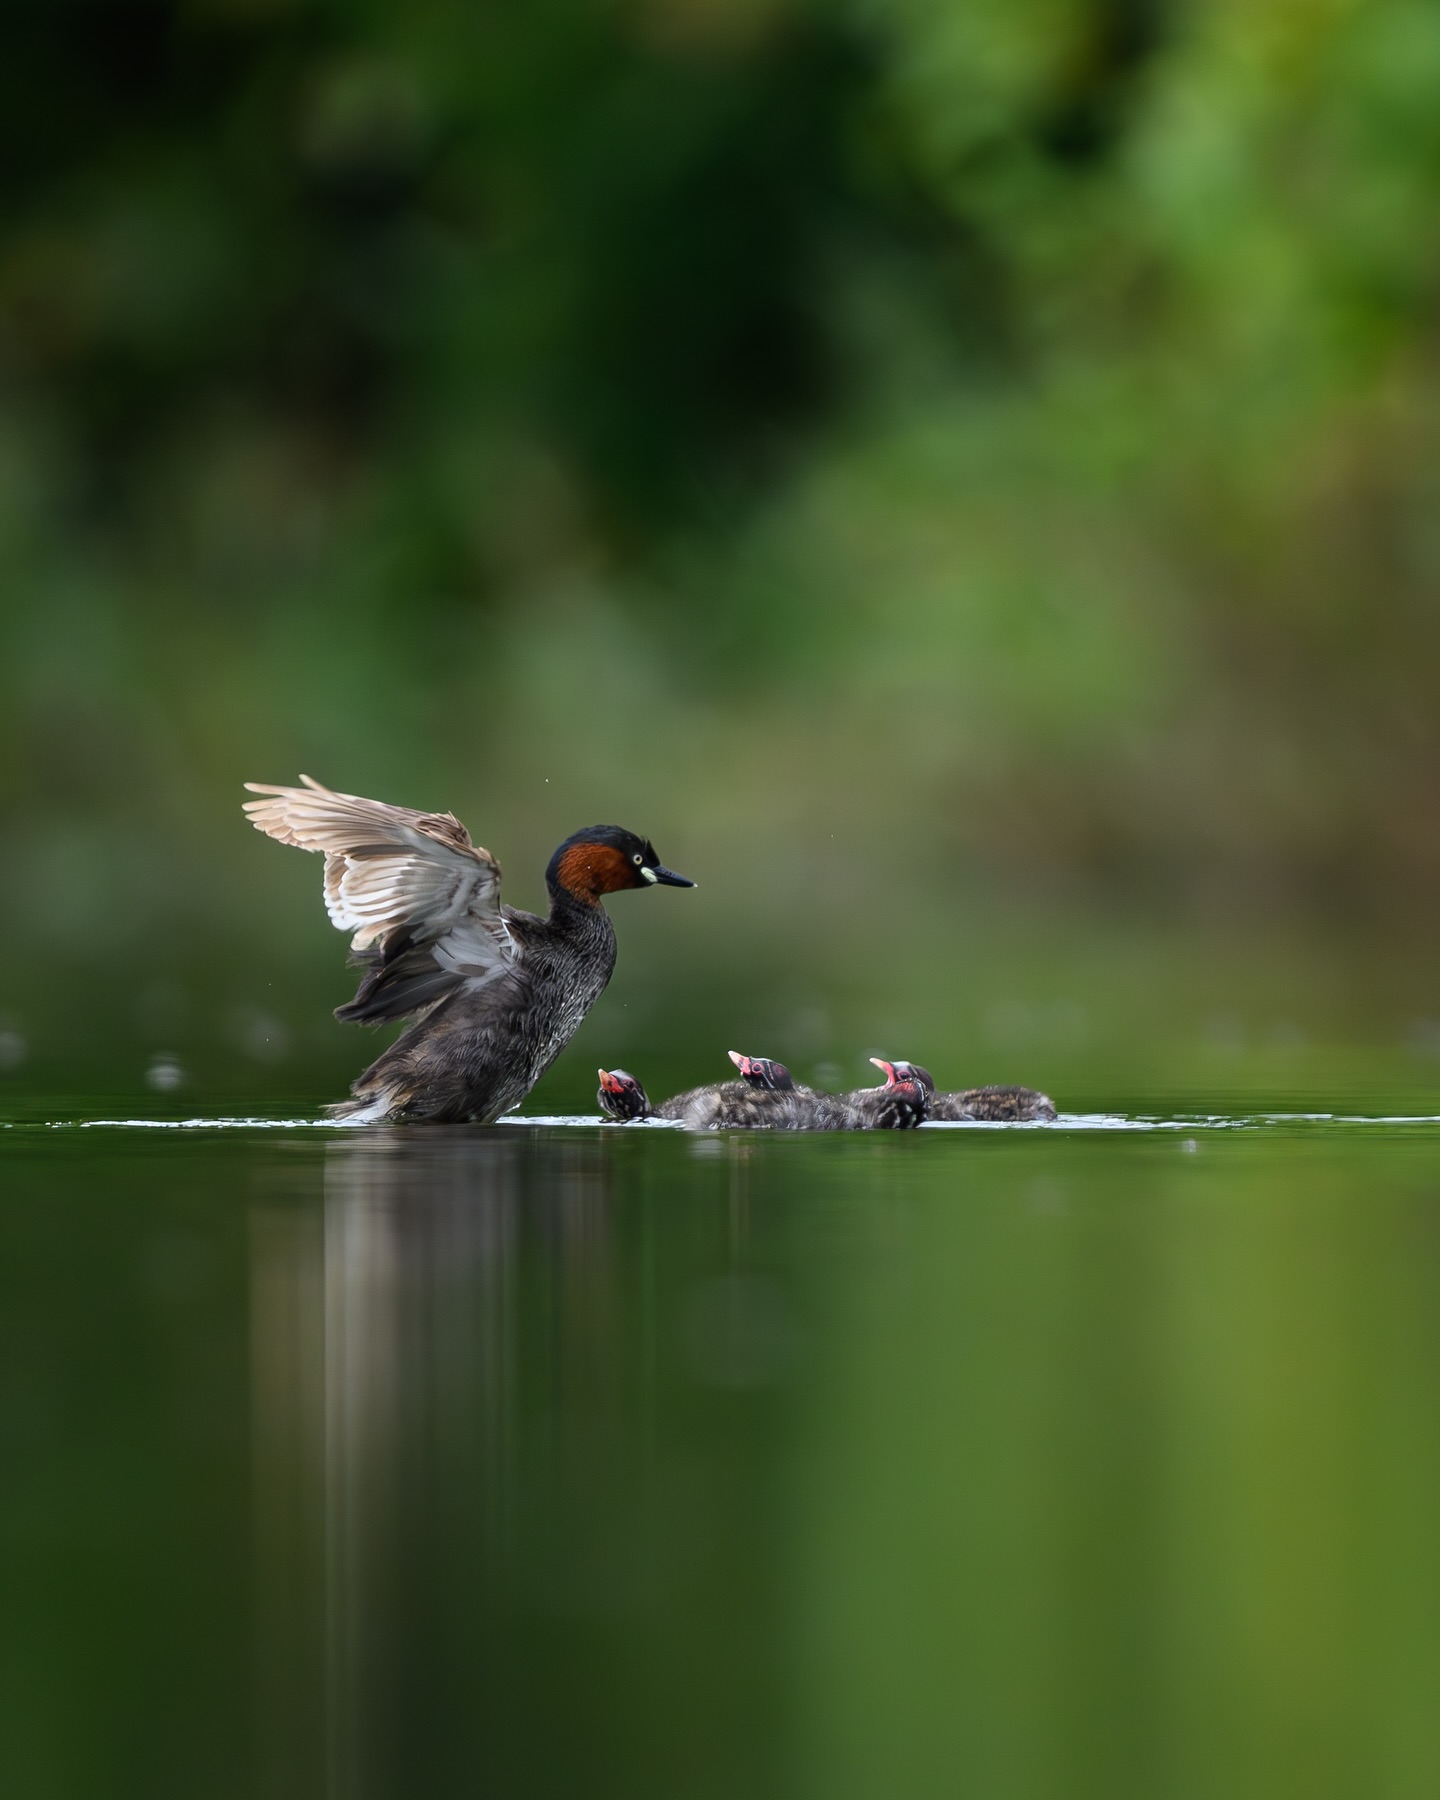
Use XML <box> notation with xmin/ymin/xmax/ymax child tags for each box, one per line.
<box><xmin>6</xmin><ymin>1111</ymin><xmax>1440</xmax><ymax>1134</ymax></box>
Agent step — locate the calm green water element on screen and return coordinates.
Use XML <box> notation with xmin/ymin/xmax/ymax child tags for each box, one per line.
<box><xmin>5</xmin><ymin>1111</ymin><xmax>1440</xmax><ymax>1800</ymax></box>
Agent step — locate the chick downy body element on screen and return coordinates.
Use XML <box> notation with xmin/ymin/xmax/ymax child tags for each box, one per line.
<box><xmin>932</xmin><ymin>1083</ymin><xmax>1057</xmax><ymax>1122</ymax></box>
<box><xmin>873</xmin><ymin>1060</ymin><xmax>1057</xmax><ymax>1122</ymax></box>
<box><xmin>720</xmin><ymin>1053</ymin><xmax>930</xmax><ymax>1129</ymax></box>
<box><xmin>598</xmin><ymin>1056</ymin><xmax>814</xmax><ymax>1129</ymax></box>
<box><xmin>598</xmin><ymin>1053</ymin><xmax>927</xmax><ymax>1130</ymax></box>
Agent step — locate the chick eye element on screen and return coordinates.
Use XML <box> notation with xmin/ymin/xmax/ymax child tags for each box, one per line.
<box><xmin>632</xmin><ymin>853</ymin><xmax>643</xmax><ymax>864</ymax></box>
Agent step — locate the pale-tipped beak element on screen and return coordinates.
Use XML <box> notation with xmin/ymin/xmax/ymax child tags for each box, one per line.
<box><xmin>870</xmin><ymin>1057</ymin><xmax>898</xmax><ymax>1084</ymax></box>
<box><xmin>727</xmin><ymin>1051</ymin><xmax>746</xmax><ymax>1071</ymax></box>
<box><xmin>647</xmin><ymin>864</ymin><xmax>695</xmax><ymax>887</ymax></box>
<box><xmin>598</xmin><ymin>1069</ymin><xmax>624</xmax><ymax>1094</ymax></box>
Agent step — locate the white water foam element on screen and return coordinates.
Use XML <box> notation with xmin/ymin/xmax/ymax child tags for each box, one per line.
<box><xmin>12</xmin><ymin>1110</ymin><xmax>1440</xmax><ymax>1134</ymax></box>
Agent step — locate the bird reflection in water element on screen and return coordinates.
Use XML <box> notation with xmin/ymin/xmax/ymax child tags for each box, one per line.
<box><xmin>248</xmin><ymin>1129</ymin><xmax>624</xmax><ymax>1799</ymax></box>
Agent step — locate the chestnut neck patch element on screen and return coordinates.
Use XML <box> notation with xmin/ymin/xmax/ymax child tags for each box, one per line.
<box><xmin>553</xmin><ymin>842</ymin><xmax>635</xmax><ymax>903</ymax></box>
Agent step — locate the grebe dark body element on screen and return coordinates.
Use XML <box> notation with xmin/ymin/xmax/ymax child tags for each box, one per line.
<box><xmin>244</xmin><ymin>776</ymin><xmax>693</xmax><ymax>1123</ymax></box>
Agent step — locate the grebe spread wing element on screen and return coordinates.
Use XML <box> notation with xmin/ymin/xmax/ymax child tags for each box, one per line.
<box><xmin>245</xmin><ymin>777</ymin><xmax>694</xmax><ymax>1122</ymax></box>
<box><xmin>243</xmin><ymin>775</ymin><xmax>517</xmax><ymax>1022</ymax></box>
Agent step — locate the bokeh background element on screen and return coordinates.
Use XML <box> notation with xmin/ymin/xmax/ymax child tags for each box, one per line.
<box><xmin>9</xmin><ymin>14</ymin><xmax>1440</xmax><ymax>1800</ymax></box>
<box><xmin>5</xmin><ymin>0</ymin><xmax>1440</xmax><ymax>1111</ymax></box>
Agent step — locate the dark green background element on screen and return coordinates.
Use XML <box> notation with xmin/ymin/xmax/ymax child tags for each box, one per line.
<box><xmin>5</xmin><ymin>0</ymin><xmax>1440</xmax><ymax>1112</ymax></box>
<box><xmin>6</xmin><ymin>12</ymin><xmax>1440</xmax><ymax>1795</ymax></box>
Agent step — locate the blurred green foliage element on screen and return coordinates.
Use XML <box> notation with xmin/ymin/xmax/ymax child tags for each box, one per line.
<box><xmin>4</xmin><ymin>0</ymin><xmax>1440</xmax><ymax>1091</ymax></box>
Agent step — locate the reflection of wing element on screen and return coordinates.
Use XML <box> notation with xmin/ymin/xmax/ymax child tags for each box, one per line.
<box><xmin>243</xmin><ymin>775</ymin><xmax>519</xmax><ymax>1022</ymax></box>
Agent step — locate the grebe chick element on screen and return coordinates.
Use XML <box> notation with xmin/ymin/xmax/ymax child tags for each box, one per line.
<box><xmin>726</xmin><ymin>1053</ymin><xmax>796</xmax><ymax>1092</ymax></box>
<box><xmin>732</xmin><ymin>1052</ymin><xmax>930</xmax><ymax>1129</ymax></box>
<box><xmin>872</xmin><ymin>1060</ymin><xmax>1057</xmax><ymax>1123</ymax></box>
<box><xmin>598</xmin><ymin>1055</ymin><xmax>809</xmax><ymax>1129</ymax></box>
<box><xmin>243</xmin><ymin>775</ymin><xmax>693</xmax><ymax>1123</ymax></box>
<box><xmin>597</xmin><ymin>1054</ymin><xmax>927</xmax><ymax>1130</ymax></box>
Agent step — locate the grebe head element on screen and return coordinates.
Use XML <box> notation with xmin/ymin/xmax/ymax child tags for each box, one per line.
<box><xmin>597</xmin><ymin>1068</ymin><xmax>649</xmax><ymax>1121</ymax></box>
<box><xmin>727</xmin><ymin>1051</ymin><xmax>796</xmax><ymax>1091</ymax></box>
<box><xmin>548</xmin><ymin>826</ymin><xmax>695</xmax><ymax>905</ymax></box>
<box><xmin>870</xmin><ymin>1058</ymin><xmax>936</xmax><ymax>1095</ymax></box>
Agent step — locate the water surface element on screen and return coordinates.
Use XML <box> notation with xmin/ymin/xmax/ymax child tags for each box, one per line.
<box><xmin>4</xmin><ymin>1111</ymin><xmax>1440</xmax><ymax>1800</ymax></box>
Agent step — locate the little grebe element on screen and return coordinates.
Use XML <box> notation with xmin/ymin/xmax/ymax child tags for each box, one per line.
<box><xmin>597</xmin><ymin>1056</ymin><xmax>807</xmax><ymax>1129</ymax></box>
<box><xmin>872</xmin><ymin>1059</ymin><xmax>1056</xmax><ymax>1122</ymax></box>
<box><xmin>731</xmin><ymin>1054</ymin><xmax>930</xmax><ymax>1129</ymax></box>
<box><xmin>244</xmin><ymin>775</ymin><xmax>693</xmax><ymax>1122</ymax></box>
<box><xmin>598</xmin><ymin>1053</ymin><xmax>927</xmax><ymax>1130</ymax></box>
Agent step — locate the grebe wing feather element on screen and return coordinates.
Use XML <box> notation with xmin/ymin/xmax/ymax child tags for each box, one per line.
<box><xmin>243</xmin><ymin>776</ymin><xmax>515</xmax><ymax>978</ymax></box>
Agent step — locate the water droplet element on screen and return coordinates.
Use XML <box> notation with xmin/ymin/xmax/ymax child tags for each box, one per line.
<box><xmin>1409</xmin><ymin>1019</ymin><xmax>1440</xmax><ymax>1057</ymax></box>
<box><xmin>146</xmin><ymin>1054</ymin><xmax>185</xmax><ymax>1092</ymax></box>
<box><xmin>227</xmin><ymin>1006</ymin><xmax>291</xmax><ymax>1064</ymax></box>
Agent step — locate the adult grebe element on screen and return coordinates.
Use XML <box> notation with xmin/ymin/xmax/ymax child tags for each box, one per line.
<box><xmin>244</xmin><ymin>775</ymin><xmax>693</xmax><ymax>1122</ymax></box>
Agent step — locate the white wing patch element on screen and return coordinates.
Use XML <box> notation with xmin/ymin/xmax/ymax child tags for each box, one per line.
<box><xmin>243</xmin><ymin>775</ymin><xmax>516</xmax><ymax>981</ymax></box>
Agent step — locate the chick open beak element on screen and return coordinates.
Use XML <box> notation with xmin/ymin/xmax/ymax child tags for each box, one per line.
<box><xmin>870</xmin><ymin>1057</ymin><xmax>898</xmax><ymax>1084</ymax></box>
<box><xmin>598</xmin><ymin>1069</ymin><xmax>626</xmax><ymax>1094</ymax></box>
